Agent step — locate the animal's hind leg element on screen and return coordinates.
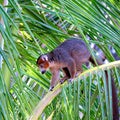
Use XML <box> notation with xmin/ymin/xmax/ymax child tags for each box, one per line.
<box><xmin>67</xmin><ymin>59</ymin><xmax>76</xmax><ymax>83</ymax></box>
<box><xmin>76</xmin><ymin>63</ymin><xmax>83</xmax><ymax>77</ymax></box>
<box><xmin>75</xmin><ymin>71</ymin><xmax>82</xmax><ymax>77</ymax></box>
<box><xmin>60</xmin><ymin>68</ymin><xmax>70</xmax><ymax>84</ymax></box>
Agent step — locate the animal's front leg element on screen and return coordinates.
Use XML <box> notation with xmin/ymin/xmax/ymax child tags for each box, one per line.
<box><xmin>49</xmin><ymin>68</ymin><xmax>60</xmax><ymax>91</ymax></box>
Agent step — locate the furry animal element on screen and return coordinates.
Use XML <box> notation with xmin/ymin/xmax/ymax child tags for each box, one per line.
<box><xmin>37</xmin><ymin>38</ymin><xmax>102</xmax><ymax>90</ymax></box>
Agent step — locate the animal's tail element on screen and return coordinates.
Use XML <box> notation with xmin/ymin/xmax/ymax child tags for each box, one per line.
<box><xmin>89</xmin><ymin>55</ymin><xmax>119</xmax><ymax>120</ymax></box>
<box><xmin>89</xmin><ymin>55</ymin><xmax>105</xmax><ymax>65</ymax></box>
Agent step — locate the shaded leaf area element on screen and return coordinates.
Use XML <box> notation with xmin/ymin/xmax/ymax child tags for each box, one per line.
<box><xmin>0</xmin><ymin>0</ymin><xmax>120</xmax><ymax>120</ymax></box>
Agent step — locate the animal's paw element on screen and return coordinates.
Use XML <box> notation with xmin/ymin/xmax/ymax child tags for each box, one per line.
<box><xmin>49</xmin><ymin>86</ymin><xmax>54</xmax><ymax>91</ymax></box>
<box><xmin>68</xmin><ymin>78</ymin><xmax>74</xmax><ymax>83</ymax></box>
<box><xmin>75</xmin><ymin>71</ymin><xmax>82</xmax><ymax>77</ymax></box>
<box><xmin>60</xmin><ymin>79</ymin><xmax>65</xmax><ymax>84</ymax></box>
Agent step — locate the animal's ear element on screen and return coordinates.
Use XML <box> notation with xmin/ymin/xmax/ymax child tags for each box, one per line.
<box><xmin>41</xmin><ymin>55</ymin><xmax>48</xmax><ymax>61</ymax></box>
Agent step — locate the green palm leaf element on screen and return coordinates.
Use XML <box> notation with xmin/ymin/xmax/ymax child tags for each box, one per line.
<box><xmin>0</xmin><ymin>0</ymin><xmax>119</xmax><ymax>120</ymax></box>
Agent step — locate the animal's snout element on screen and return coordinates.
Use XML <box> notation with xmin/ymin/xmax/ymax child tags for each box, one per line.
<box><xmin>41</xmin><ymin>70</ymin><xmax>46</xmax><ymax>74</ymax></box>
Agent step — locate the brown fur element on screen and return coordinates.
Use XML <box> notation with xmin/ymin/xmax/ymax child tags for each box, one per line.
<box><xmin>37</xmin><ymin>38</ymin><xmax>91</xmax><ymax>90</ymax></box>
<box><xmin>37</xmin><ymin>38</ymin><xmax>119</xmax><ymax>119</ymax></box>
<box><xmin>37</xmin><ymin>57</ymin><xmax>49</xmax><ymax>69</ymax></box>
<box><xmin>36</xmin><ymin>38</ymin><xmax>106</xmax><ymax>89</ymax></box>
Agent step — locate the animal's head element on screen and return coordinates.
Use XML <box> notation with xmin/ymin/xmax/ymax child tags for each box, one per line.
<box><xmin>36</xmin><ymin>54</ymin><xmax>49</xmax><ymax>74</ymax></box>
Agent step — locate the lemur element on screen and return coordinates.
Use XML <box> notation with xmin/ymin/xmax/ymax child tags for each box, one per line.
<box><xmin>37</xmin><ymin>38</ymin><xmax>96</xmax><ymax>90</ymax></box>
<box><xmin>36</xmin><ymin>38</ymin><xmax>119</xmax><ymax>120</ymax></box>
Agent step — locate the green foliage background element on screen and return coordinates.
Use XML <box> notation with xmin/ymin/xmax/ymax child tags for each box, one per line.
<box><xmin>0</xmin><ymin>0</ymin><xmax>120</xmax><ymax>120</ymax></box>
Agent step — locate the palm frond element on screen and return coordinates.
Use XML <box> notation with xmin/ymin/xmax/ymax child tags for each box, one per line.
<box><xmin>0</xmin><ymin>0</ymin><xmax>120</xmax><ymax>119</ymax></box>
